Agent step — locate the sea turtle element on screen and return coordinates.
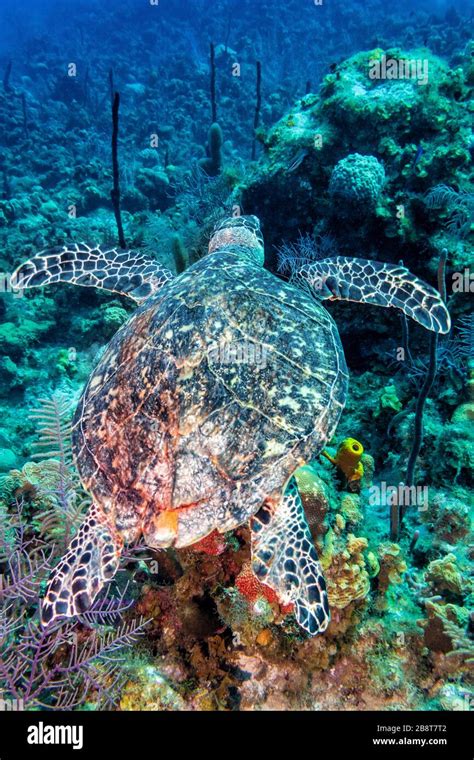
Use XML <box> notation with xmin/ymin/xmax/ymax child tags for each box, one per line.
<box><xmin>13</xmin><ymin>216</ymin><xmax>450</xmax><ymax>635</ymax></box>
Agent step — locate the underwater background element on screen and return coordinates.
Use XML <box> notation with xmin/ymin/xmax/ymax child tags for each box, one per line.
<box><xmin>0</xmin><ymin>0</ymin><xmax>472</xmax><ymax>712</ymax></box>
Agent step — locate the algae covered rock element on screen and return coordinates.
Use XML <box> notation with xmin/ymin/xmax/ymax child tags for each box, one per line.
<box><xmin>0</xmin><ymin>448</ymin><xmax>18</xmax><ymax>472</ymax></box>
<box><xmin>425</xmin><ymin>554</ymin><xmax>465</xmax><ymax>597</ymax></box>
<box><xmin>424</xmin><ymin>492</ymin><xmax>472</xmax><ymax>544</ymax></box>
<box><xmin>239</xmin><ymin>46</ymin><xmax>471</xmax><ymax>255</ymax></box>
<box><xmin>418</xmin><ymin>600</ymin><xmax>472</xmax><ymax>660</ymax></box>
<box><xmin>135</xmin><ymin>168</ymin><xmax>170</xmax><ymax>209</ymax></box>
<box><xmin>120</xmin><ymin>661</ymin><xmax>186</xmax><ymax>711</ymax></box>
<box><xmin>322</xmin><ymin>529</ymin><xmax>371</xmax><ymax>611</ymax></box>
<box><xmin>375</xmin><ymin>542</ymin><xmax>407</xmax><ymax>610</ymax></box>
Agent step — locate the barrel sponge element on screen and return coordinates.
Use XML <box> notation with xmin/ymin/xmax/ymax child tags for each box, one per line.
<box><xmin>329</xmin><ymin>153</ymin><xmax>385</xmax><ymax>208</ymax></box>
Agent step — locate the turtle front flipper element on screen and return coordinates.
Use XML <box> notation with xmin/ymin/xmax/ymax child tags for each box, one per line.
<box><xmin>291</xmin><ymin>256</ymin><xmax>450</xmax><ymax>334</ymax></box>
<box><xmin>41</xmin><ymin>503</ymin><xmax>123</xmax><ymax>627</ymax></box>
<box><xmin>250</xmin><ymin>479</ymin><xmax>330</xmax><ymax>636</ymax></box>
<box><xmin>12</xmin><ymin>243</ymin><xmax>174</xmax><ymax>303</ymax></box>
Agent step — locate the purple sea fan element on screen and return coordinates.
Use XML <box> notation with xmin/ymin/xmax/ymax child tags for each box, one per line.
<box><xmin>0</xmin><ymin>394</ymin><xmax>151</xmax><ymax>712</ymax></box>
<box><xmin>0</xmin><ymin>509</ymin><xmax>150</xmax><ymax>710</ymax></box>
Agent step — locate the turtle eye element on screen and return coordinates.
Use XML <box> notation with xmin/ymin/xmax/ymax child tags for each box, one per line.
<box><xmin>352</xmin><ymin>444</ymin><xmax>360</xmax><ymax>453</ymax></box>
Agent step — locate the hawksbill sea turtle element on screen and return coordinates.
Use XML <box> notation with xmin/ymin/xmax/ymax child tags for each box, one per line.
<box><xmin>12</xmin><ymin>216</ymin><xmax>450</xmax><ymax>635</ymax></box>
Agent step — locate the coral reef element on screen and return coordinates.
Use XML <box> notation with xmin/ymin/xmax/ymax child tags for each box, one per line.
<box><xmin>0</xmin><ymin>2</ymin><xmax>472</xmax><ymax>714</ymax></box>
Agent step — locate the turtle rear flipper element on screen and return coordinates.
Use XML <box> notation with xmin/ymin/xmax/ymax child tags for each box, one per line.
<box><xmin>12</xmin><ymin>243</ymin><xmax>174</xmax><ymax>303</ymax></box>
<box><xmin>292</xmin><ymin>256</ymin><xmax>450</xmax><ymax>334</ymax></box>
<box><xmin>251</xmin><ymin>479</ymin><xmax>330</xmax><ymax>636</ymax></box>
<box><xmin>41</xmin><ymin>503</ymin><xmax>123</xmax><ymax>627</ymax></box>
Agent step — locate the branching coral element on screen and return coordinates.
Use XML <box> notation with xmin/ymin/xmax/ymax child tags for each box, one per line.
<box><xmin>10</xmin><ymin>393</ymin><xmax>90</xmax><ymax>553</ymax></box>
<box><xmin>1</xmin><ymin>393</ymin><xmax>88</xmax><ymax>558</ymax></box>
<box><xmin>29</xmin><ymin>391</ymin><xmax>74</xmax><ymax>465</ymax></box>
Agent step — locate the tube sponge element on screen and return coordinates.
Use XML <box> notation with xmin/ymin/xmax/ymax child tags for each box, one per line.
<box><xmin>171</xmin><ymin>234</ymin><xmax>188</xmax><ymax>274</ymax></box>
<box><xmin>199</xmin><ymin>122</ymin><xmax>223</xmax><ymax>177</ymax></box>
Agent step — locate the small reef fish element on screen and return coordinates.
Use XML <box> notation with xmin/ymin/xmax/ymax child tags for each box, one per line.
<box><xmin>412</xmin><ymin>144</ymin><xmax>424</xmax><ymax>170</ymax></box>
<box><xmin>287</xmin><ymin>149</ymin><xmax>308</xmax><ymax>172</ymax></box>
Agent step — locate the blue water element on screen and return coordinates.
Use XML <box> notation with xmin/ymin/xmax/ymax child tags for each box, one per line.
<box><xmin>0</xmin><ymin>0</ymin><xmax>472</xmax><ymax>147</ymax></box>
<box><xmin>0</xmin><ymin>0</ymin><xmax>472</xmax><ymax>718</ymax></box>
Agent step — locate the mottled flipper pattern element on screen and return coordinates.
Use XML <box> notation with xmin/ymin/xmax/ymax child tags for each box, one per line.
<box><xmin>41</xmin><ymin>503</ymin><xmax>123</xmax><ymax>627</ymax></box>
<box><xmin>12</xmin><ymin>243</ymin><xmax>174</xmax><ymax>303</ymax></box>
<box><xmin>292</xmin><ymin>256</ymin><xmax>450</xmax><ymax>334</ymax></box>
<box><xmin>251</xmin><ymin>479</ymin><xmax>330</xmax><ymax>636</ymax></box>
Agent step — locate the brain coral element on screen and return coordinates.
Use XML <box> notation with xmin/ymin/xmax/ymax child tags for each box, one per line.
<box><xmin>329</xmin><ymin>153</ymin><xmax>385</xmax><ymax>209</ymax></box>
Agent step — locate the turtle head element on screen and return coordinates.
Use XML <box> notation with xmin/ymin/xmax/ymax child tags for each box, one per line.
<box><xmin>209</xmin><ymin>215</ymin><xmax>264</xmax><ymax>265</ymax></box>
